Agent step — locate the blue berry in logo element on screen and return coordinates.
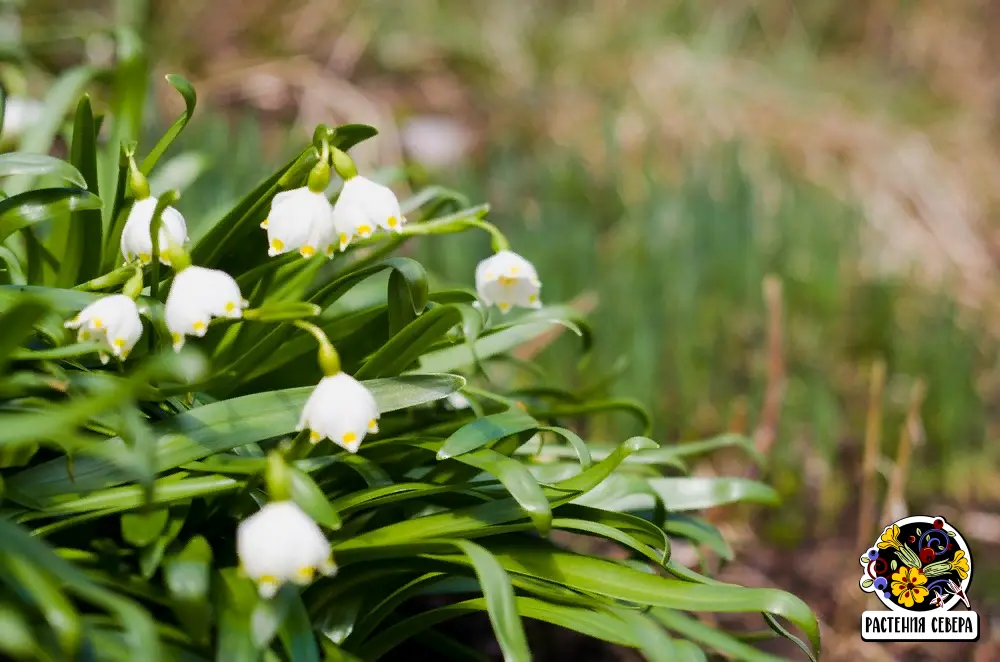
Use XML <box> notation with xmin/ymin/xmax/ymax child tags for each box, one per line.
<box><xmin>867</xmin><ymin>548</ymin><xmax>879</xmax><ymax>561</ymax></box>
<box><xmin>883</xmin><ymin>591</ymin><xmax>892</xmax><ymax>599</ymax></box>
<box><xmin>874</xmin><ymin>577</ymin><xmax>887</xmax><ymax>591</ymax></box>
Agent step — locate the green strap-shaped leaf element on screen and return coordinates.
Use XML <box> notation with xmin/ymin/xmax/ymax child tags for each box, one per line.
<box><xmin>653</xmin><ymin>609</ymin><xmax>787</xmax><ymax>662</ymax></box>
<box><xmin>418</xmin><ymin>304</ymin><xmax>591</xmax><ymax>373</ymax></box>
<box><xmin>0</xmin><ymin>153</ymin><xmax>87</xmax><ymax>188</ymax></box>
<box><xmin>5</xmin><ymin>373</ymin><xmax>463</xmax><ymax>505</ymax></box>
<box><xmin>0</xmin><ymin>188</ymin><xmax>102</xmax><ymax>244</ymax></box>
<box><xmin>4</xmin><ymin>553</ymin><xmax>82</xmax><ymax>655</ymax></box>
<box><xmin>289</xmin><ymin>466</ymin><xmax>342</xmax><ymax>531</ymax></box>
<box><xmin>437</xmin><ymin>409</ymin><xmax>538</xmax><ymax>459</ymax></box>
<box><xmin>0</xmin><ymin>518</ymin><xmax>161</xmax><ymax>661</ymax></box>
<box><xmin>356</xmin><ymin>596</ymin><xmax>635</xmax><ymax>659</ymax></box>
<box><xmin>485</xmin><ymin>540</ymin><xmax>820</xmax><ymax>658</ymax></box>
<box><xmin>56</xmin><ymin>95</ymin><xmax>104</xmax><ymax>287</ymax></box>
<box><xmin>354</xmin><ymin>304</ymin><xmax>463</xmax><ymax>379</ymax></box>
<box><xmin>0</xmin><ymin>295</ymin><xmax>49</xmax><ymax>373</ymax></box>
<box><xmin>141</xmin><ymin>74</ymin><xmax>197</xmax><ymax>174</ymax></box>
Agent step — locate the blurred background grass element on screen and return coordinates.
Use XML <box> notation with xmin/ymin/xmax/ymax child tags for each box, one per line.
<box><xmin>6</xmin><ymin>0</ymin><xmax>1000</xmax><ymax>657</ymax></box>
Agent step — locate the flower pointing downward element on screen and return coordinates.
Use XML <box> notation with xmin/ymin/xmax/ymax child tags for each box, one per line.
<box><xmin>120</xmin><ymin>197</ymin><xmax>188</xmax><ymax>265</ymax></box>
<box><xmin>165</xmin><ymin>266</ymin><xmax>247</xmax><ymax>351</ymax></box>
<box><xmin>64</xmin><ymin>294</ymin><xmax>143</xmax><ymax>364</ymax></box>
<box><xmin>261</xmin><ymin>187</ymin><xmax>336</xmax><ymax>259</ymax></box>
<box><xmin>475</xmin><ymin>250</ymin><xmax>542</xmax><ymax>313</ymax></box>
<box><xmin>333</xmin><ymin>176</ymin><xmax>405</xmax><ymax>251</ymax></box>
<box><xmin>236</xmin><ymin>501</ymin><xmax>335</xmax><ymax>599</ymax></box>
<box><xmin>297</xmin><ymin>372</ymin><xmax>380</xmax><ymax>452</ymax></box>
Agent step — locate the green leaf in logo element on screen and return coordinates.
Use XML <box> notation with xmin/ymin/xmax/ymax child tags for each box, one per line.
<box><xmin>862</xmin><ymin>578</ymin><xmax>874</xmax><ymax>589</ymax></box>
<box><xmin>891</xmin><ymin>559</ymin><xmax>898</xmax><ymax>571</ymax></box>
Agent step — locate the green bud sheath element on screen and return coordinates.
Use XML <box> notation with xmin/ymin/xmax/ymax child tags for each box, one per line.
<box><xmin>331</xmin><ymin>147</ymin><xmax>358</xmax><ymax>181</ymax></box>
<box><xmin>265</xmin><ymin>451</ymin><xmax>292</xmax><ymax>502</ymax></box>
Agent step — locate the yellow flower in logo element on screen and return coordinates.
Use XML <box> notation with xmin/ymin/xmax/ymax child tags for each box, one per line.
<box><xmin>949</xmin><ymin>550</ymin><xmax>970</xmax><ymax>580</ymax></box>
<box><xmin>891</xmin><ymin>566</ymin><xmax>929</xmax><ymax>608</ymax></box>
<box><xmin>878</xmin><ymin>524</ymin><xmax>902</xmax><ymax>550</ymax></box>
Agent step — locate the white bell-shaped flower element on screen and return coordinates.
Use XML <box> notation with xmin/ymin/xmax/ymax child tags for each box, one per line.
<box><xmin>297</xmin><ymin>372</ymin><xmax>380</xmax><ymax>452</ymax></box>
<box><xmin>64</xmin><ymin>294</ymin><xmax>143</xmax><ymax>364</ymax></box>
<box><xmin>236</xmin><ymin>501</ymin><xmax>335</xmax><ymax>599</ymax></box>
<box><xmin>475</xmin><ymin>250</ymin><xmax>542</xmax><ymax>313</ymax></box>
<box><xmin>260</xmin><ymin>187</ymin><xmax>336</xmax><ymax>259</ymax></box>
<box><xmin>120</xmin><ymin>197</ymin><xmax>188</xmax><ymax>265</ymax></box>
<box><xmin>333</xmin><ymin>176</ymin><xmax>405</xmax><ymax>251</ymax></box>
<box><xmin>164</xmin><ymin>266</ymin><xmax>247</xmax><ymax>351</ymax></box>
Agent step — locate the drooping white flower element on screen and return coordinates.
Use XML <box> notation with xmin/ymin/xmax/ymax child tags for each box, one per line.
<box><xmin>164</xmin><ymin>266</ymin><xmax>247</xmax><ymax>351</ymax></box>
<box><xmin>333</xmin><ymin>176</ymin><xmax>405</xmax><ymax>251</ymax></box>
<box><xmin>236</xmin><ymin>501</ymin><xmax>335</xmax><ymax>599</ymax></box>
<box><xmin>475</xmin><ymin>250</ymin><xmax>542</xmax><ymax>313</ymax></box>
<box><xmin>120</xmin><ymin>197</ymin><xmax>188</xmax><ymax>265</ymax></box>
<box><xmin>260</xmin><ymin>187</ymin><xmax>336</xmax><ymax>259</ymax></box>
<box><xmin>63</xmin><ymin>294</ymin><xmax>143</xmax><ymax>364</ymax></box>
<box><xmin>297</xmin><ymin>372</ymin><xmax>380</xmax><ymax>452</ymax></box>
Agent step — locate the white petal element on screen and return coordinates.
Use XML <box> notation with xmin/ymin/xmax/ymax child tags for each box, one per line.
<box><xmin>236</xmin><ymin>501</ymin><xmax>331</xmax><ymax>587</ymax></box>
<box><xmin>68</xmin><ymin>295</ymin><xmax>144</xmax><ymax>360</ymax></box>
<box><xmin>120</xmin><ymin>197</ymin><xmax>188</xmax><ymax>264</ymax></box>
<box><xmin>352</xmin><ymin>177</ymin><xmax>404</xmax><ymax>232</ymax></box>
<box><xmin>264</xmin><ymin>187</ymin><xmax>329</xmax><ymax>256</ymax></box>
<box><xmin>474</xmin><ymin>250</ymin><xmax>542</xmax><ymax>312</ymax></box>
<box><xmin>298</xmin><ymin>374</ymin><xmax>379</xmax><ymax>451</ymax></box>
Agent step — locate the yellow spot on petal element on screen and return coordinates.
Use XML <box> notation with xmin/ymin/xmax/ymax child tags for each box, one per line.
<box><xmin>510</xmin><ymin>266</ymin><xmax>520</xmax><ymax>275</ymax></box>
<box><xmin>309</xmin><ymin>430</ymin><xmax>321</xmax><ymax>442</ymax></box>
<box><xmin>92</xmin><ymin>317</ymin><xmax>104</xmax><ymax>329</ymax></box>
<box><xmin>295</xmin><ymin>567</ymin><xmax>316</xmax><ymax>583</ymax></box>
<box><xmin>358</xmin><ymin>224</ymin><xmax>372</xmax><ymax>237</ymax></box>
<box><xmin>368</xmin><ymin>419</ymin><xmax>378</xmax><ymax>432</ymax></box>
<box><xmin>300</xmin><ymin>245</ymin><xmax>316</xmax><ymax>257</ymax></box>
<box><xmin>171</xmin><ymin>332</ymin><xmax>183</xmax><ymax>345</ymax></box>
<box><xmin>81</xmin><ymin>330</ymin><xmax>91</xmax><ymax>341</ymax></box>
<box><xmin>225</xmin><ymin>301</ymin><xmax>236</xmax><ymax>313</ymax></box>
<box><xmin>138</xmin><ymin>253</ymin><xmax>151</xmax><ymax>264</ymax></box>
<box><xmin>498</xmin><ymin>276</ymin><xmax>514</xmax><ymax>286</ymax></box>
<box><xmin>270</xmin><ymin>238</ymin><xmax>285</xmax><ymax>252</ymax></box>
<box><xmin>339</xmin><ymin>232</ymin><xmax>349</xmax><ymax>247</ymax></box>
<box><xmin>113</xmin><ymin>337</ymin><xmax>126</xmax><ymax>348</ymax></box>
<box><xmin>192</xmin><ymin>321</ymin><xmax>206</xmax><ymax>332</ymax></box>
<box><xmin>260</xmin><ymin>219</ymin><xmax>269</xmax><ymax>229</ymax></box>
<box><xmin>387</xmin><ymin>216</ymin><xmax>399</xmax><ymax>228</ymax></box>
<box><xmin>498</xmin><ymin>302</ymin><xmax>512</xmax><ymax>313</ymax></box>
<box><xmin>528</xmin><ymin>295</ymin><xmax>538</xmax><ymax>303</ymax></box>
<box><xmin>324</xmin><ymin>244</ymin><xmax>335</xmax><ymax>257</ymax></box>
<box><xmin>342</xmin><ymin>432</ymin><xmax>357</xmax><ymax>446</ymax></box>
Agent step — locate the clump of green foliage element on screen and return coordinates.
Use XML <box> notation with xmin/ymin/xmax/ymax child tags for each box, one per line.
<box><xmin>0</xmin><ymin>68</ymin><xmax>820</xmax><ymax>662</ymax></box>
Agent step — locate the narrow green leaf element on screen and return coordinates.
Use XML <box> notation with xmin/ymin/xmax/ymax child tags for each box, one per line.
<box><xmin>7</xmin><ymin>374</ymin><xmax>463</xmax><ymax>504</ymax></box>
<box><xmin>58</xmin><ymin>95</ymin><xmax>104</xmax><ymax>286</ymax></box>
<box><xmin>276</xmin><ymin>590</ymin><xmax>321</xmax><ymax>662</ymax></box>
<box><xmin>141</xmin><ymin>74</ymin><xmax>197</xmax><ymax>174</ymax></box>
<box><xmin>0</xmin><ymin>188</ymin><xmax>103</xmax><ymax>243</ymax></box>
<box><xmin>289</xmin><ymin>466</ymin><xmax>342</xmax><ymax>531</ymax></box>
<box><xmin>653</xmin><ymin>609</ymin><xmax>786</xmax><ymax>662</ymax></box>
<box><xmin>486</xmin><ymin>540</ymin><xmax>820</xmax><ymax>657</ymax></box>
<box><xmin>354</xmin><ymin>304</ymin><xmax>463</xmax><ymax>379</ymax></box>
<box><xmin>121</xmin><ymin>508</ymin><xmax>170</xmax><ymax>547</ymax></box>
<box><xmin>612</xmin><ymin>608</ymin><xmax>679</xmax><ymax>662</ymax></box>
<box><xmin>0</xmin><ymin>153</ymin><xmax>87</xmax><ymax>188</ymax></box>
<box><xmin>438</xmin><ymin>410</ymin><xmax>538</xmax><ymax>460</ymax></box>
<box><xmin>164</xmin><ymin>535</ymin><xmax>213</xmax><ymax>643</ymax></box>
<box><xmin>447</xmin><ymin>448</ymin><xmax>551</xmax><ymax>534</ymax></box>
<box><xmin>0</xmin><ymin>295</ymin><xmax>49</xmax><ymax>372</ymax></box>
<box><xmin>4</xmin><ymin>553</ymin><xmax>82</xmax><ymax>654</ymax></box>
